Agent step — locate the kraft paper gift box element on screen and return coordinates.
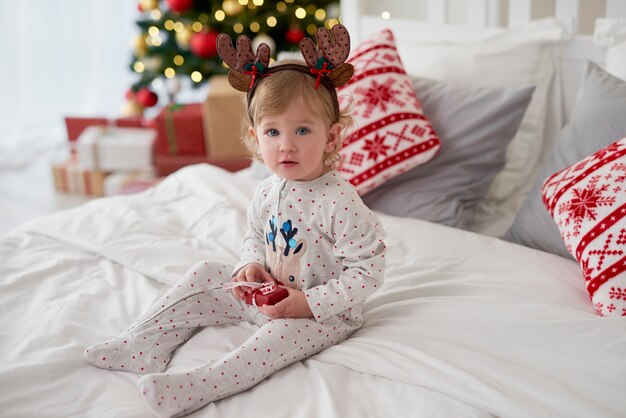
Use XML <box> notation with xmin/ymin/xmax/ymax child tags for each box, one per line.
<box><xmin>202</xmin><ymin>75</ymin><xmax>250</xmax><ymax>159</ymax></box>
<box><xmin>77</xmin><ymin>126</ymin><xmax>156</xmax><ymax>172</ymax></box>
<box><xmin>153</xmin><ymin>103</ymin><xmax>206</xmax><ymax>156</ymax></box>
<box><xmin>52</xmin><ymin>157</ymin><xmax>107</xmax><ymax>197</ymax></box>
<box><xmin>154</xmin><ymin>154</ymin><xmax>251</xmax><ymax>177</ymax></box>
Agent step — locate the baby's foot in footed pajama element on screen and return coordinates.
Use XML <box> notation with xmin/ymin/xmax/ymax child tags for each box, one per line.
<box><xmin>84</xmin><ymin>329</ymin><xmax>172</xmax><ymax>374</ymax></box>
<box><xmin>139</xmin><ymin>366</ymin><xmax>234</xmax><ymax>418</ymax></box>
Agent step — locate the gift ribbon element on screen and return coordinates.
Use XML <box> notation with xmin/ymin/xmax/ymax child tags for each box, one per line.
<box><xmin>164</xmin><ymin>104</ymin><xmax>184</xmax><ymax>155</ymax></box>
<box><xmin>226</xmin><ymin>280</ymin><xmax>281</xmax><ymax>307</ymax></box>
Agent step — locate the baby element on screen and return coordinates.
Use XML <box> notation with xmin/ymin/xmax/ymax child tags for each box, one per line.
<box><xmin>84</xmin><ymin>24</ymin><xmax>386</xmax><ymax>417</ymax></box>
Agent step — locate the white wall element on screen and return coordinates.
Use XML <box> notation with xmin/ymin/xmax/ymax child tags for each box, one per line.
<box><xmin>0</xmin><ymin>0</ymin><xmax>137</xmax><ymax>151</ymax></box>
<box><xmin>362</xmin><ymin>0</ymin><xmax>608</xmax><ymax>32</ymax></box>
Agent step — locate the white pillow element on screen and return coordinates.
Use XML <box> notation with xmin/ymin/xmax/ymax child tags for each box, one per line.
<box><xmin>396</xmin><ymin>18</ymin><xmax>573</xmax><ymax>236</ymax></box>
<box><xmin>594</xmin><ymin>18</ymin><xmax>626</xmax><ymax>82</ymax></box>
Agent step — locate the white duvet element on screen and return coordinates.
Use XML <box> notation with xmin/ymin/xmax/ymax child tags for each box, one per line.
<box><xmin>1</xmin><ymin>164</ymin><xmax>624</xmax><ymax>418</ymax></box>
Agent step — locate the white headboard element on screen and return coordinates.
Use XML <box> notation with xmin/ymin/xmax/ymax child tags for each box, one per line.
<box><xmin>340</xmin><ymin>0</ymin><xmax>625</xmax><ymax>117</ymax></box>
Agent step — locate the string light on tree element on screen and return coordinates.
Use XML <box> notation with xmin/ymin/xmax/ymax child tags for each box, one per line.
<box><xmin>252</xmin><ymin>33</ymin><xmax>275</xmax><ymax>54</ymax></box>
<box><xmin>139</xmin><ymin>0</ymin><xmax>159</xmax><ymax>12</ymax></box>
<box><xmin>175</xmin><ymin>25</ymin><xmax>193</xmax><ymax>49</ymax></box>
<box><xmin>129</xmin><ymin>0</ymin><xmax>337</xmax><ymax>99</ymax></box>
<box><xmin>222</xmin><ymin>0</ymin><xmax>244</xmax><ymax>16</ymax></box>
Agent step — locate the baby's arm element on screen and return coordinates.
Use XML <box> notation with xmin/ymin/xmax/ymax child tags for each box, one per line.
<box><xmin>304</xmin><ymin>201</ymin><xmax>386</xmax><ymax>322</ymax></box>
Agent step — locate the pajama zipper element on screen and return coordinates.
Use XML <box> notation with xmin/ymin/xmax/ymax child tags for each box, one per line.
<box><xmin>276</xmin><ymin>179</ymin><xmax>288</xmax><ymax>287</ymax></box>
<box><xmin>130</xmin><ymin>282</ymin><xmax>264</xmax><ymax>331</ymax></box>
<box><xmin>130</xmin><ymin>288</ymin><xmax>209</xmax><ymax>332</ymax></box>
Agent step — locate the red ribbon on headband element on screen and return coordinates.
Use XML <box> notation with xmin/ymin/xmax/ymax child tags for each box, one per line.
<box><xmin>244</xmin><ymin>64</ymin><xmax>263</xmax><ymax>90</ymax></box>
<box><xmin>309</xmin><ymin>61</ymin><xmax>332</xmax><ymax>89</ymax></box>
<box><xmin>244</xmin><ymin>64</ymin><xmax>269</xmax><ymax>90</ymax></box>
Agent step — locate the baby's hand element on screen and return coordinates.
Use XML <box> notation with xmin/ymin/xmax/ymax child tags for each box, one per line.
<box><xmin>258</xmin><ymin>287</ymin><xmax>313</xmax><ymax>319</ymax></box>
<box><xmin>231</xmin><ymin>263</ymin><xmax>273</xmax><ymax>300</ymax></box>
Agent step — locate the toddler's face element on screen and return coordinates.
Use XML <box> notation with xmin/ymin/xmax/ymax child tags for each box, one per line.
<box><xmin>251</xmin><ymin>102</ymin><xmax>340</xmax><ymax>181</ymax></box>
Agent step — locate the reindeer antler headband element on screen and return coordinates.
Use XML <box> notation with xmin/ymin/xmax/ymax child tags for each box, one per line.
<box><xmin>216</xmin><ymin>24</ymin><xmax>354</xmax><ymax>100</ymax></box>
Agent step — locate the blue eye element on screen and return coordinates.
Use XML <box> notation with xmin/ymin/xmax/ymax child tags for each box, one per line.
<box><xmin>296</xmin><ymin>127</ymin><xmax>310</xmax><ymax>136</ymax></box>
<box><xmin>266</xmin><ymin>129</ymin><xmax>279</xmax><ymax>137</ymax></box>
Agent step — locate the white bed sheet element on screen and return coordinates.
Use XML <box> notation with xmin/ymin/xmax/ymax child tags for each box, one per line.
<box><xmin>1</xmin><ymin>164</ymin><xmax>624</xmax><ymax>418</ymax></box>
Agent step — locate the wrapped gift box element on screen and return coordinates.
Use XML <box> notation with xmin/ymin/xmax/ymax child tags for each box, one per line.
<box><xmin>202</xmin><ymin>75</ymin><xmax>250</xmax><ymax>158</ymax></box>
<box><xmin>77</xmin><ymin>126</ymin><xmax>156</xmax><ymax>171</ymax></box>
<box><xmin>64</xmin><ymin>117</ymin><xmax>109</xmax><ymax>142</ymax></box>
<box><xmin>244</xmin><ymin>280</ymin><xmax>289</xmax><ymax>306</ymax></box>
<box><xmin>153</xmin><ymin>103</ymin><xmax>206</xmax><ymax>156</ymax></box>
<box><xmin>103</xmin><ymin>171</ymin><xmax>163</xmax><ymax>196</ymax></box>
<box><xmin>52</xmin><ymin>157</ymin><xmax>107</xmax><ymax>197</ymax></box>
<box><xmin>65</xmin><ymin>116</ymin><xmax>147</xmax><ymax>142</ymax></box>
<box><xmin>154</xmin><ymin>154</ymin><xmax>251</xmax><ymax>177</ymax></box>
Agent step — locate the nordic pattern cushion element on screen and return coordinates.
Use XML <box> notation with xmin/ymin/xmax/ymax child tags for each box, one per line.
<box><xmin>336</xmin><ymin>29</ymin><xmax>441</xmax><ymax>195</ymax></box>
<box><xmin>506</xmin><ymin>63</ymin><xmax>626</xmax><ymax>258</ymax></box>
<box><xmin>542</xmin><ymin>137</ymin><xmax>626</xmax><ymax>316</ymax></box>
<box><xmin>362</xmin><ymin>77</ymin><xmax>533</xmax><ymax>229</ymax></box>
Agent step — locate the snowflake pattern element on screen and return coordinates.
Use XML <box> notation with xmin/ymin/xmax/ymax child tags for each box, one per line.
<box><xmin>557</xmin><ymin>175</ymin><xmax>616</xmax><ymax>237</ymax></box>
<box><xmin>362</xmin><ymin>134</ymin><xmax>391</xmax><ymax>162</ymax></box>
<box><xmin>353</xmin><ymin>77</ymin><xmax>405</xmax><ymax>119</ymax></box>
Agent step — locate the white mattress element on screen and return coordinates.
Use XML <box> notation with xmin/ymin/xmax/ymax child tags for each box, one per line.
<box><xmin>1</xmin><ymin>164</ymin><xmax>624</xmax><ymax>417</ymax></box>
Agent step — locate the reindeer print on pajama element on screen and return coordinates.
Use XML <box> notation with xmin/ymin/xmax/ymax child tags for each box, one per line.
<box><xmin>84</xmin><ymin>170</ymin><xmax>386</xmax><ymax>417</ymax></box>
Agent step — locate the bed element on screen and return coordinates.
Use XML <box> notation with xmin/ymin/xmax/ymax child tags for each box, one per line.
<box><xmin>2</xmin><ymin>1</ymin><xmax>626</xmax><ymax>417</ymax></box>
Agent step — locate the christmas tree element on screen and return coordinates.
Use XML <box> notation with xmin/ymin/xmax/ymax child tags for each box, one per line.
<box><xmin>127</xmin><ymin>0</ymin><xmax>341</xmax><ymax>114</ymax></box>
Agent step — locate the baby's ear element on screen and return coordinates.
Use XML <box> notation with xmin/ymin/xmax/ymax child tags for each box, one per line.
<box><xmin>325</xmin><ymin>123</ymin><xmax>342</xmax><ymax>153</ymax></box>
<box><xmin>249</xmin><ymin>126</ymin><xmax>258</xmax><ymax>144</ymax></box>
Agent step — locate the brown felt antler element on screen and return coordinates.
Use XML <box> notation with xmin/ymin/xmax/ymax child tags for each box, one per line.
<box><xmin>216</xmin><ymin>25</ymin><xmax>354</xmax><ymax>93</ymax></box>
<box><xmin>299</xmin><ymin>24</ymin><xmax>354</xmax><ymax>88</ymax></box>
<box><xmin>216</xmin><ymin>34</ymin><xmax>271</xmax><ymax>92</ymax></box>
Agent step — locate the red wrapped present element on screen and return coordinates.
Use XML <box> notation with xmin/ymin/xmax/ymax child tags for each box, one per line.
<box><xmin>65</xmin><ymin>116</ymin><xmax>148</xmax><ymax>142</ymax></box>
<box><xmin>154</xmin><ymin>154</ymin><xmax>251</xmax><ymax>176</ymax></box>
<box><xmin>114</xmin><ymin>116</ymin><xmax>145</xmax><ymax>128</ymax></box>
<box><xmin>64</xmin><ymin>117</ymin><xmax>109</xmax><ymax>142</ymax></box>
<box><xmin>153</xmin><ymin>103</ymin><xmax>206</xmax><ymax>156</ymax></box>
<box><xmin>244</xmin><ymin>280</ymin><xmax>289</xmax><ymax>306</ymax></box>
<box><xmin>51</xmin><ymin>156</ymin><xmax>108</xmax><ymax>197</ymax></box>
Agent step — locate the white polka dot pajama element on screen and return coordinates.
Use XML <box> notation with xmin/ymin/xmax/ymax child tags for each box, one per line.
<box><xmin>85</xmin><ymin>170</ymin><xmax>385</xmax><ymax>417</ymax></box>
<box><xmin>86</xmin><ymin>261</ymin><xmax>359</xmax><ymax>417</ymax></box>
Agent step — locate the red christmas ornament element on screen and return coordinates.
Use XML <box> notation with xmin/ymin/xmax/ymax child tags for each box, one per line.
<box><xmin>166</xmin><ymin>0</ymin><xmax>193</xmax><ymax>13</ymax></box>
<box><xmin>190</xmin><ymin>30</ymin><xmax>219</xmax><ymax>58</ymax></box>
<box><xmin>136</xmin><ymin>88</ymin><xmax>159</xmax><ymax>107</ymax></box>
<box><xmin>286</xmin><ymin>27</ymin><xmax>306</xmax><ymax>44</ymax></box>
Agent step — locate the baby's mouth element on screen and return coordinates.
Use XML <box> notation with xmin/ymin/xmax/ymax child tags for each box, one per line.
<box><xmin>279</xmin><ymin>160</ymin><xmax>298</xmax><ymax>166</ymax></box>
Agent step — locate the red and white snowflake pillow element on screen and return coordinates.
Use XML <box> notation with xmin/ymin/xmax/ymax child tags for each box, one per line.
<box><xmin>542</xmin><ymin>137</ymin><xmax>626</xmax><ymax>316</ymax></box>
<box><xmin>336</xmin><ymin>29</ymin><xmax>441</xmax><ymax>195</ymax></box>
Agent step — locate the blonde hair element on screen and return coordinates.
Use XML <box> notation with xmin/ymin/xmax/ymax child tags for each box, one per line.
<box><xmin>241</xmin><ymin>60</ymin><xmax>353</xmax><ymax>168</ymax></box>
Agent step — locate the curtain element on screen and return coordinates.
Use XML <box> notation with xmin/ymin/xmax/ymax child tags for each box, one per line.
<box><xmin>0</xmin><ymin>0</ymin><xmax>137</xmax><ymax>153</ymax></box>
